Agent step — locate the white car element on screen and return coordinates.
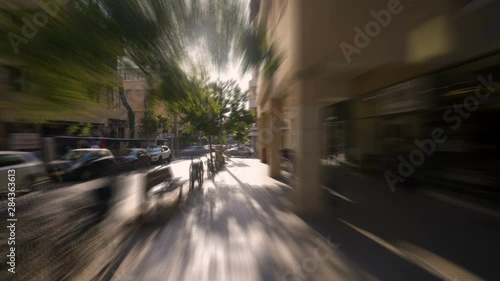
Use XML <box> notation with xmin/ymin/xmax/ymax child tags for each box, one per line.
<box><xmin>0</xmin><ymin>151</ymin><xmax>48</xmax><ymax>190</ymax></box>
<box><xmin>147</xmin><ymin>146</ymin><xmax>172</xmax><ymax>164</ymax></box>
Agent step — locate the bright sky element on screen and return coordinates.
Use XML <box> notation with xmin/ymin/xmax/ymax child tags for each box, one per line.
<box><xmin>209</xmin><ymin>60</ymin><xmax>252</xmax><ymax>91</ymax></box>
<box><xmin>185</xmin><ymin>46</ymin><xmax>252</xmax><ymax>91</ymax></box>
<box><xmin>187</xmin><ymin>0</ymin><xmax>252</xmax><ymax>92</ymax></box>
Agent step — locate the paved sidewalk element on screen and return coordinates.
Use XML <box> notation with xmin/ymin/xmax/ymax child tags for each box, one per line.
<box><xmin>109</xmin><ymin>158</ymin><xmax>380</xmax><ymax>281</ymax></box>
<box><xmin>103</xmin><ymin>158</ymin><xmax>500</xmax><ymax>281</ymax></box>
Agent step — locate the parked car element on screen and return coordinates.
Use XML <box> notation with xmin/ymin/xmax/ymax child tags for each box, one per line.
<box><xmin>0</xmin><ymin>151</ymin><xmax>48</xmax><ymax>190</ymax></box>
<box><xmin>46</xmin><ymin>148</ymin><xmax>116</xmax><ymax>182</ymax></box>
<box><xmin>180</xmin><ymin>146</ymin><xmax>208</xmax><ymax>157</ymax></box>
<box><xmin>227</xmin><ymin>146</ymin><xmax>253</xmax><ymax>157</ymax></box>
<box><xmin>213</xmin><ymin>144</ymin><xmax>226</xmax><ymax>152</ymax></box>
<box><xmin>147</xmin><ymin>145</ymin><xmax>172</xmax><ymax>164</ymax></box>
<box><xmin>117</xmin><ymin>148</ymin><xmax>150</xmax><ymax>171</ymax></box>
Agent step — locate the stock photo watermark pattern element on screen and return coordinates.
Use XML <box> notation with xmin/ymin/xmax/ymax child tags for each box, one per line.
<box><xmin>384</xmin><ymin>74</ymin><xmax>499</xmax><ymax>192</ymax></box>
<box><xmin>259</xmin><ymin>107</ymin><xmax>297</xmax><ymax>146</ymax></box>
<box><xmin>281</xmin><ymin>235</ymin><xmax>340</xmax><ymax>281</ymax></box>
<box><xmin>7</xmin><ymin>0</ymin><xmax>68</xmax><ymax>54</ymax></box>
<box><xmin>340</xmin><ymin>0</ymin><xmax>411</xmax><ymax>64</ymax></box>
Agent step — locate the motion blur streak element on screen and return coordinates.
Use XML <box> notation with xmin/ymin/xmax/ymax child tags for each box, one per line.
<box><xmin>1</xmin><ymin>0</ymin><xmax>500</xmax><ymax>280</ymax></box>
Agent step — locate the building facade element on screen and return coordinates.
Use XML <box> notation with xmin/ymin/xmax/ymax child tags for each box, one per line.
<box><xmin>251</xmin><ymin>0</ymin><xmax>500</xmax><ymax>214</ymax></box>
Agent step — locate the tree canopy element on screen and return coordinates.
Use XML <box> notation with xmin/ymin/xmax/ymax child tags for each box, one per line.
<box><xmin>0</xmin><ymin>0</ymin><xmax>249</xmax><ymax>109</ymax></box>
<box><xmin>172</xmin><ymin>78</ymin><xmax>254</xmax><ymax>144</ymax></box>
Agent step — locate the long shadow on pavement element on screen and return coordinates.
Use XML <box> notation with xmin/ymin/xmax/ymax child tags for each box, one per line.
<box><xmin>122</xmin><ymin>167</ymin><xmax>447</xmax><ymax>280</ymax></box>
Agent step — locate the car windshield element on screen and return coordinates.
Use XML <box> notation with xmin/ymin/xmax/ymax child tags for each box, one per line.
<box><xmin>63</xmin><ymin>150</ymin><xmax>91</xmax><ymax>160</ymax></box>
<box><xmin>147</xmin><ymin>147</ymin><xmax>161</xmax><ymax>153</ymax></box>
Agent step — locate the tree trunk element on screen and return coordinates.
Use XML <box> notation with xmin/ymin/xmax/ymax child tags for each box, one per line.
<box><xmin>119</xmin><ymin>87</ymin><xmax>135</xmax><ymax>139</ymax></box>
<box><xmin>208</xmin><ymin>135</ymin><xmax>214</xmax><ymax>172</ymax></box>
<box><xmin>174</xmin><ymin>114</ymin><xmax>179</xmax><ymax>158</ymax></box>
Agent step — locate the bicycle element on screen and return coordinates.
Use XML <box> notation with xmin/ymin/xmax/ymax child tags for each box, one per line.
<box><xmin>206</xmin><ymin>156</ymin><xmax>215</xmax><ymax>179</ymax></box>
<box><xmin>189</xmin><ymin>156</ymin><xmax>204</xmax><ymax>191</ymax></box>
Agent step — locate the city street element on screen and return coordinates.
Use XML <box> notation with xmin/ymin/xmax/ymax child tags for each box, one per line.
<box><xmin>2</xmin><ymin>157</ymin><xmax>499</xmax><ymax>281</ymax></box>
<box><xmin>3</xmin><ymin>1</ymin><xmax>500</xmax><ymax>280</ymax></box>
<box><xmin>88</xmin><ymin>158</ymin><xmax>500</xmax><ymax>281</ymax></box>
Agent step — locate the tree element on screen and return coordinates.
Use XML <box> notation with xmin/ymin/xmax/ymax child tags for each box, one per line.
<box><xmin>173</xmin><ymin>78</ymin><xmax>254</xmax><ymax>170</ymax></box>
<box><xmin>224</xmin><ymin>90</ymin><xmax>255</xmax><ymax>143</ymax></box>
<box><xmin>239</xmin><ymin>24</ymin><xmax>285</xmax><ymax>78</ymax></box>
<box><xmin>140</xmin><ymin>111</ymin><xmax>159</xmax><ymax>147</ymax></box>
<box><xmin>0</xmin><ymin>0</ymin><xmax>247</xmax><ymax>126</ymax></box>
<box><xmin>119</xmin><ymin>87</ymin><xmax>136</xmax><ymax>138</ymax></box>
<box><xmin>0</xmin><ymin>0</ymin><xmax>267</xmax><ymax>161</ymax></box>
<box><xmin>156</xmin><ymin>113</ymin><xmax>171</xmax><ymax>138</ymax></box>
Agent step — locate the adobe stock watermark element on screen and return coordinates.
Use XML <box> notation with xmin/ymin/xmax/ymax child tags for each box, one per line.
<box><xmin>7</xmin><ymin>0</ymin><xmax>68</xmax><ymax>54</ymax></box>
<box><xmin>340</xmin><ymin>0</ymin><xmax>408</xmax><ymax>64</ymax></box>
<box><xmin>385</xmin><ymin>74</ymin><xmax>499</xmax><ymax>192</ymax></box>
<box><xmin>281</xmin><ymin>235</ymin><xmax>340</xmax><ymax>281</ymax></box>
<box><xmin>259</xmin><ymin>107</ymin><xmax>297</xmax><ymax>146</ymax></box>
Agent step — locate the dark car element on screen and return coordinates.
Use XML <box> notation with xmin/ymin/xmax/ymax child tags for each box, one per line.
<box><xmin>227</xmin><ymin>146</ymin><xmax>253</xmax><ymax>157</ymax></box>
<box><xmin>117</xmin><ymin>148</ymin><xmax>150</xmax><ymax>171</ymax></box>
<box><xmin>47</xmin><ymin>148</ymin><xmax>116</xmax><ymax>182</ymax></box>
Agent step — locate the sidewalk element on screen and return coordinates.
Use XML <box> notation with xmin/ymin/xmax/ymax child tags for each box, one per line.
<box><xmin>96</xmin><ymin>158</ymin><xmax>500</xmax><ymax>280</ymax></box>
<box><xmin>322</xmin><ymin>161</ymin><xmax>500</xmax><ymax>217</ymax></box>
<box><xmin>109</xmin><ymin>158</ymin><xmax>383</xmax><ymax>281</ymax></box>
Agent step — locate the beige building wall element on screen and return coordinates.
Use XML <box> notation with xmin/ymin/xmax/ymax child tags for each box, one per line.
<box><xmin>122</xmin><ymin>78</ymin><xmax>170</xmax><ymax>139</ymax></box>
<box><xmin>253</xmin><ymin>0</ymin><xmax>500</xmax><ymax>215</ymax></box>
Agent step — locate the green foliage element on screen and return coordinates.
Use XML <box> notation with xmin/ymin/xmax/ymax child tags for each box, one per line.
<box><xmin>239</xmin><ymin>24</ymin><xmax>285</xmax><ymax>78</ymax></box>
<box><xmin>173</xmin><ymin>78</ymin><xmax>255</xmax><ymax>145</ymax></box>
<box><xmin>140</xmin><ymin>111</ymin><xmax>159</xmax><ymax>139</ymax></box>
<box><xmin>0</xmin><ymin>0</ymin><xmax>248</xmax><ymax>115</ymax></box>
<box><xmin>65</xmin><ymin>123</ymin><xmax>92</xmax><ymax>136</ymax></box>
<box><xmin>79</xmin><ymin>123</ymin><xmax>93</xmax><ymax>137</ymax></box>
<box><xmin>156</xmin><ymin>114</ymin><xmax>171</xmax><ymax>134</ymax></box>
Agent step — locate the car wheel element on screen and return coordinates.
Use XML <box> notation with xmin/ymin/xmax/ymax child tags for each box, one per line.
<box><xmin>81</xmin><ymin>170</ymin><xmax>92</xmax><ymax>181</ymax></box>
<box><xmin>167</xmin><ymin>154</ymin><xmax>172</xmax><ymax>163</ymax></box>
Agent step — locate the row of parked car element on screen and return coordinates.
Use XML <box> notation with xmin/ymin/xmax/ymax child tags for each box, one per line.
<box><xmin>178</xmin><ymin>145</ymin><xmax>254</xmax><ymax>157</ymax></box>
<box><xmin>0</xmin><ymin>146</ymin><xmax>173</xmax><ymax>187</ymax></box>
<box><xmin>0</xmin><ymin>144</ymin><xmax>255</xmax><ymax>188</ymax></box>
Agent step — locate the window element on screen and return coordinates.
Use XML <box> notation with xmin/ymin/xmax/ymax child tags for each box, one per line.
<box><xmin>0</xmin><ymin>154</ymin><xmax>26</xmax><ymax>167</ymax></box>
